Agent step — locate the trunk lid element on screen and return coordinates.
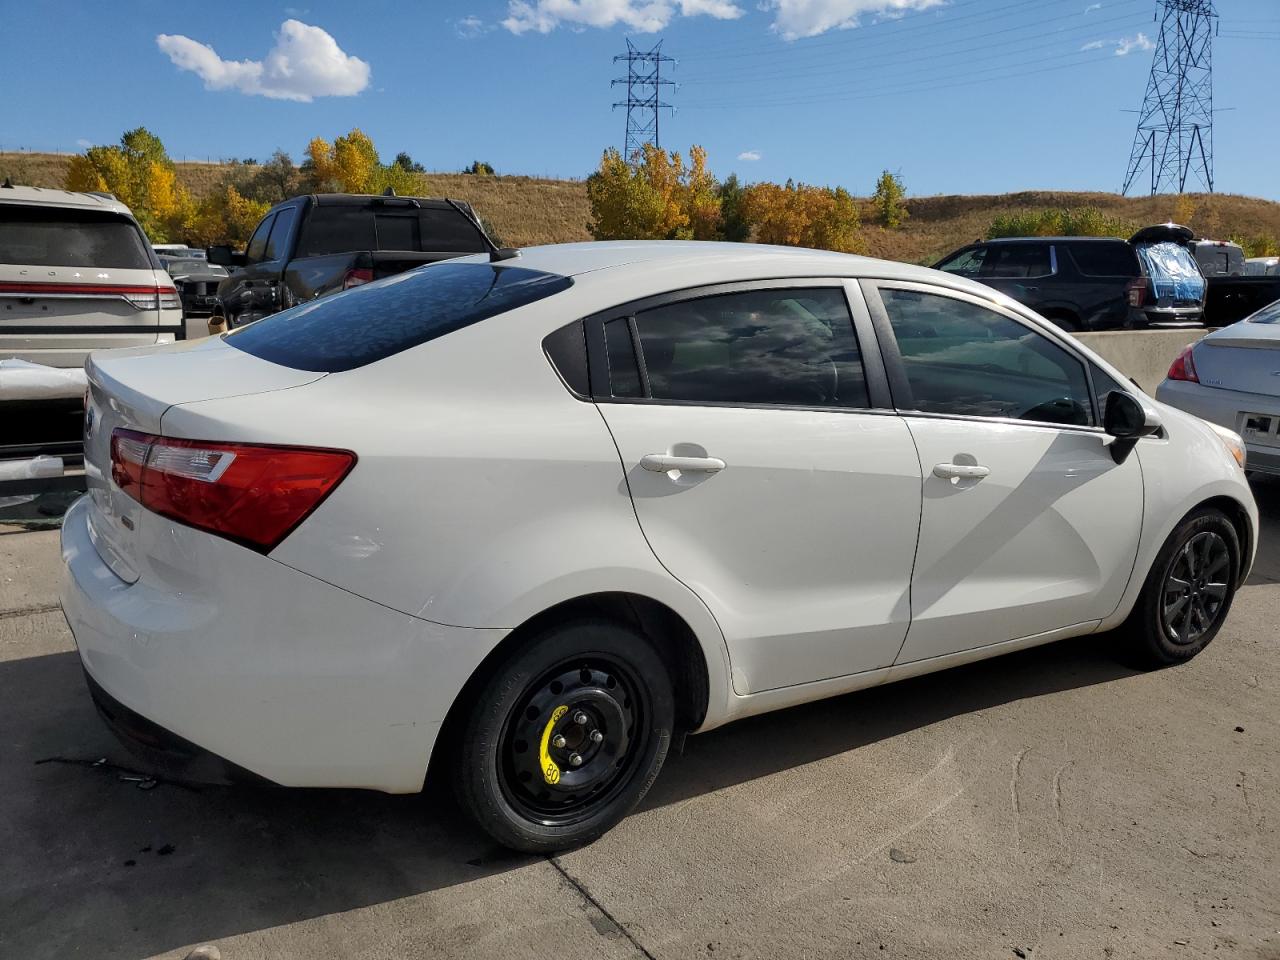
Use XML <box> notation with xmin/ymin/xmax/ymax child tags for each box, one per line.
<box><xmin>83</xmin><ymin>336</ymin><xmax>326</xmax><ymax>582</ymax></box>
<box><xmin>1193</xmin><ymin>320</ymin><xmax>1280</xmax><ymax>397</ymax></box>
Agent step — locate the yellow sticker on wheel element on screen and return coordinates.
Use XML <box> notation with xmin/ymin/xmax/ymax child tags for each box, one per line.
<box><xmin>539</xmin><ymin>704</ymin><xmax>569</xmax><ymax>785</ymax></box>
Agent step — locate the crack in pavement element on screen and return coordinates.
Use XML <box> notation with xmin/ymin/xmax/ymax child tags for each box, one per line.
<box><xmin>548</xmin><ymin>855</ymin><xmax>658</xmax><ymax>960</ymax></box>
<box><xmin>0</xmin><ymin>602</ymin><xmax>61</xmax><ymax>621</ymax></box>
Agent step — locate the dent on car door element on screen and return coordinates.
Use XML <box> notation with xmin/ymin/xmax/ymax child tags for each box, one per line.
<box><xmin>863</xmin><ymin>280</ymin><xmax>1143</xmax><ymax>663</ymax></box>
<box><xmin>589</xmin><ymin>281</ymin><xmax>923</xmax><ymax>695</ymax></box>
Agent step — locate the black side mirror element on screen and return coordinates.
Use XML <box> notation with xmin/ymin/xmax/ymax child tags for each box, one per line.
<box><xmin>1104</xmin><ymin>391</ymin><xmax>1161</xmax><ymax>463</ymax></box>
<box><xmin>207</xmin><ymin>245</ymin><xmax>245</xmax><ymax>268</ymax></box>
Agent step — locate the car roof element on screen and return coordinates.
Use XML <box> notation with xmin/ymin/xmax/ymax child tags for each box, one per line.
<box><xmin>300</xmin><ymin>193</ymin><xmax>473</xmax><ymax>211</ymax></box>
<box><xmin>0</xmin><ymin>184</ymin><xmax>133</xmax><ymax>215</ymax></box>
<box><xmin>981</xmin><ymin>236</ymin><xmax>1127</xmax><ymax>244</ymax></box>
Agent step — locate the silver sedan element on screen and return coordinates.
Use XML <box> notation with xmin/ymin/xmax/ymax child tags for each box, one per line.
<box><xmin>1157</xmin><ymin>298</ymin><xmax>1280</xmax><ymax>476</ymax></box>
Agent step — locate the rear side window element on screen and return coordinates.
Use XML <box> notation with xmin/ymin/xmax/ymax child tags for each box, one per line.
<box><xmin>226</xmin><ymin>262</ymin><xmax>573</xmax><ymax>372</ymax></box>
<box><xmin>1068</xmin><ymin>243</ymin><xmax>1138</xmax><ymax>277</ymax></box>
<box><xmin>295</xmin><ymin>205</ymin><xmax>488</xmax><ymax>257</ymax></box>
<box><xmin>628</xmin><ymin>288</ymin><xmax>868</xmax><ymax>408</ymax></box>
<box><xmin>0</xmin><ymin>206</ymin><xmax>151</xmax><ymax>268</ymax></box>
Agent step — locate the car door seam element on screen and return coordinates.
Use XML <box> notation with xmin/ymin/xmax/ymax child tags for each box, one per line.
<box><xmin>891</xmin><ymin>415</ymin><xmax>927</xmax><ymax>665</ymax></box>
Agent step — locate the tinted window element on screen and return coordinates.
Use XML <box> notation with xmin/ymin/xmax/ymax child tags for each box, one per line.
<box><xmin>1068</xmin><ymin>242</ymin><xmax>1138</xmax><ymax>277</ymax></box>
<box><xmin>0</xmin><ymin>207</ymin><xmax>151</xmax><ymax>268</ymax></box>
<box><xmin>226</xmin><ymin>262</ymin><xmax>573</xmax><ymax>373</ymax></box>
<box><xmin>604</xmin><ymin>317</ymin><xmax>643</xmax><ymax>398</ymax></box>
<box><xmin>1248</xmin><ymin>299</ymin><xmax>1280</xmax><ymax>325</ymax></box>
<box><xmin>245</xmin><ymin>214</ymin><xmax>274</xmax><ymax>263</ymax></box>
<box><xmin>296</xmin><ymin>208</ymin><xmax>375</xmax><ymax>257</ymax></box>
<box><xmin>295</xmin><ymin>205</ymin><xmax>488</xmax><ymax>258</ymax></box>
<box><xmin>936</xmin><ymin>247</ymin><xmax>987</xmax><ymax>277</ymax></box>
<box><xmin>880</xmin><ymin>288</ymin><xmax>1092</xmax><ymax>426</ymax></box>
<box><xmin>263</xmin><ymin>207</ymin><xmax>296</xmax><ymax>262</ymax></box>
<box><xmin>980</xmin><ymin>243</ymin><xmax>1053</xmax><ymax>278</ymax></box>
<box><xmin>1089</xmin><ymin>362</ymin><xmax>1129</xmax><ymax>410</ymax></box>
<box><xmin>630</xmin><ymin>288</ymin><xmax>868</xmax><ymax>408</ymax></box>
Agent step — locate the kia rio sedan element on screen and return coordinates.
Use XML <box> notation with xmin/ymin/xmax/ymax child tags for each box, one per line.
<box><xmin>62</xmin><ymin>242</ymin><xmax>1257</xmax><ymax>852</ymax></box>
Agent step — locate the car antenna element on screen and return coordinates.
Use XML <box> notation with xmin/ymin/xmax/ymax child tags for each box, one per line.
<box><xmin>445</xmin><ymin>198</ymin><xmax>519</xmax><ymax>263</ymax></box>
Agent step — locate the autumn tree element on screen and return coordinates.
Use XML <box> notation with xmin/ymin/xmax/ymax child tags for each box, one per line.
<box><xmin>587</xmin><ymin>144</ymin><xmax>721</xmax><ymax>241</ymax></box>
<box><xmin>872</xmin><ymin>170</ymin><xmax>909</xmax><ymax>228</ymax></box>
<box><xmin>64</xmin><ymin>127</ymin><xmax>194</xmax><ymax>242</ymax></box>
<box><xmin>741</xmin><ymin>180</ymin><xmax>865</xmax><ymax>253</ymax></box>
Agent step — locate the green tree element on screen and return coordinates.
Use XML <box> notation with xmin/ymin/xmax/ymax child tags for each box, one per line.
<box><xmin>717</xmin><ymin>173</ymin><xmax>751</xmax><ymax>243</ymax></box>
<box><xmin>464</xmin><ymin>160</ymin><xmax>495</xmax><ymax>175</ymax></box>
<box><xmin>64</xmin><ymin>128</ymin><xmax>192</xmax><ymax>242</ymax></box>
<box><xmin>394</xmin><ymin>151</ymin><xmax>426</xmax><ymax>173</ymax></box>
<box><xmin>872</xmin><ymin>170</ymin><xmax>909</xmax><ymax>228</ymax></box>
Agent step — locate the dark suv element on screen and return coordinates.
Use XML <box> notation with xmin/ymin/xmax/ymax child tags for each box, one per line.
<box><xmin>934</xmin><ymin>232</ymin><xmax>1205</xmax><ymax>331</ymax></box>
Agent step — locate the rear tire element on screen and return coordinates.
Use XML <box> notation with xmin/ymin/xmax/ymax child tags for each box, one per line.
<box><xmin>453</xmin><ymin>619</ymin><xmax>674</xmax><ymax>853</ymax></box>
<box><xmin>1122</xmin><ymin>508</ymin><xmax>1240</xmax><ymax>668</ymax></box>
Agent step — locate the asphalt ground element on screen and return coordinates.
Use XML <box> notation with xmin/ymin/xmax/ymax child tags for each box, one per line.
<box><xmin>1</xmin><ymin>476</ymin><xmax>1277</xmax><ymax>959</ymax></box>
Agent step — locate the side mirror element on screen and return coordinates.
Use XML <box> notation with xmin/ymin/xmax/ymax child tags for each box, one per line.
<box><xmin>1104</xmin><ymin>391</ymin><xmax>1161</xmax><ymax>463</ymax></box>
<box><xmin>207</xmin><ymin>245</ymin><xmax>245</xmax><ymax>268</ymax></box>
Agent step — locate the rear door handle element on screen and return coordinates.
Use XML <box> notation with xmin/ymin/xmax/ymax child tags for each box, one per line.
<box><xmin>641</xmin><ymin>454</ymin><xmax>726</xmax><ymax>474</ymax></box>
<box><xmin>933</xmin><ymin>462</ymin><xmax>990</xmax><ymax>480</ymax></box>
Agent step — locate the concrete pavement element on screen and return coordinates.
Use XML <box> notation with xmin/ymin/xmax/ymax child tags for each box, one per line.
<box><xmin>1</xmin><ymin>477</ymin><xmax>1277</xmax><ymax>959</ymax></box>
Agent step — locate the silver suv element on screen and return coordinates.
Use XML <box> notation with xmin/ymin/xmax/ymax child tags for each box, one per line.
<box><xmin>0</xmin><ymin>183</ymin><xmax>183</xmax><ymax>369</ymax></box>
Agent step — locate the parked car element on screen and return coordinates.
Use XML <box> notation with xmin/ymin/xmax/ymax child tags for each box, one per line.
<box><xmin>1245</xmin><ymin>257</ymin><xmax>1280</xmax><ymax>277</ymax></box>
<box><xmin>1</xmin><ymin>183</ymin><xmax>183</xmax><ymax>368</ymax></box>
<box><xmin>1189</xmin><ymin>238</ymin><xmax>1245</xmax><ymax>277</ymax></box>
<box><xmin>158</xmin><ymin>256</ymin><xmax>228</xmax><ymax>338</ymax></box>
<box><xmin>153</xmin><ymin>243</ymin><xmax>206</xmax><ymax>261</ymax></box>
<box><xmin>206</xmin><ymin>192</ymin><xmax>494</xmax><ymax>329</ymax></box>
<box><xmin>1156</xmin><ymin>297</ymin><xmax>1280</xmax><ymax>476</ymax></box>
<box><xmin>62</xmin><ymin>242</ymin><xmax>1256</xmax><ymax>853</ymax></box>
<box><xmin>934</xmin><ymin>226</ymin><xmax>1206</xmax><ymax>330</ymax></box>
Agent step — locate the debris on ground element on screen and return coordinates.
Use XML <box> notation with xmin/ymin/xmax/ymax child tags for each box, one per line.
<box><xmin>889</xmin><ymin>847</ymin><xmax>917</xmax><ymax>863</ymax></box>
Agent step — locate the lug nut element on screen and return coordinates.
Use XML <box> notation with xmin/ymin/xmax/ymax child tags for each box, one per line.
<box><xmin>573</xmin><ymin>711</ymin><xmax>588</xmax><ymax>725</ymax></box>
<box><xmin>552</xmin><ymin>734</ymin><xmax>567</xmax><ymax>749</ymax></box>
<box><xmin>569</xmin><ymin>753</ymin><xmax>583</xmax><ymax>767</ymax></box>
<box><xmin>590</xmin><ymin>730</ymin><xmax>604</xmax><ymax>744</ymax></box>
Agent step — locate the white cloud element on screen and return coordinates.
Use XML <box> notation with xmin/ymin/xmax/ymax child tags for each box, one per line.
<box><xmin>502</xmin><ymin>0</ymin><xmax>743</xmax><ymax>35</ymax></box>
<box><xmin>455</xmin><ymin>15</ymin><xmax>488</xmax><ymax>38</ymax></box>
<box><xmin>1080</xmin><ymin>38</ymin><xmax>1105</xmax><ymax>50</ymax></box>
<box><xmin>737</xmin><ymin>149</ymin><xmax>762</xmax><ymax>161</ymax></box>
<box><xmin>1083</xmin><ymin>2</ymin><xmax>1101</xmax><ymax>12</ymax></box>
<box><xmin>1114</xmin><ymin>31</ymin><xmax>1153</xmax><ymax>55</ymax></box>
<box><xmin>765</xmin><ymin>0</ymin><xmax>947</xmax><ymax>40</ymax></box>
<box><xmin>76</xmin><ymin>138</ymin><xmax>93</xmax><ymax>148</ymax></box>
<box><xmin>156</xmin><ymin>19</ymin><xmax>370</xmax><ymax>101</ymax></box>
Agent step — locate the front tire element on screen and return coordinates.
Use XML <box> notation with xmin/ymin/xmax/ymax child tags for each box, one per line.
<box><xmin>454</xmin><ymin>619</ymin><xmax>674</xmax><ymax>853</ymax></box>
<box><xmin>1123</xmin><ymin>508</ymin><xmax>1240</xmax><ymax>668</ymax></box>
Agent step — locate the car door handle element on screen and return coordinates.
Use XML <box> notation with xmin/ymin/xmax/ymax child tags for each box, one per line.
<box><xmin>933</xmin><ymin>462</ymin><xmax>990</xmax><ymax>480</ymax></box>
<box><xmin>640</xmin><ymin>454</ymin><xmax>726</xmax><ymax>474</ymax></box>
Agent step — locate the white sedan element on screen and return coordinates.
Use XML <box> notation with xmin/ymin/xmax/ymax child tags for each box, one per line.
<box><xmin>1156</xmin><ymin>297</ymin><xmax>1280</xmax><ymax>477</ymax></box>
<box><xmin>61</xmin><ymin>242</ymin><xmax>1257</xmax><ymax>851</ymax></box>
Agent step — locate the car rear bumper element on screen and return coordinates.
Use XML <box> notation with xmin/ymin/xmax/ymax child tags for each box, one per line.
<box><xmin>1136</xmin><ymin>305</ymin><xmax>1204</xmax><ymax>327</ymax></box>
<box><xmin>1155</xmin><ymin>379</ymin><xmax>1280</xmax><ymax>476</ymax></box>
<box><xmin>60</xmin><ymin>495</ymin><xmax>506</xmax><ymax>793</ymax></box>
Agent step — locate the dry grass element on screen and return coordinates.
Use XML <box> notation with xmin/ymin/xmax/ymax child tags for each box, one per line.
<box><xmin>6</xmin><ymin>153</ymin><xmax>1279</xmax><ymax>263</ymax></box>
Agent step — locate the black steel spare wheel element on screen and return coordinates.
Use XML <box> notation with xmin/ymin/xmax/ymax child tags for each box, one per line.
<box><xmin>454</xmin><ymin>619</ymin><xmax>674</xmax><ymax>852</ymax></box>
<box><xmin>1160</xmin><ymin>530</ymin><xmax>1231</xmax><ymax>645</ymax></box>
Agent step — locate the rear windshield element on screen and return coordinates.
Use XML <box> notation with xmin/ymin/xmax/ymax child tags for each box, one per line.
<box><xmin>0</xmin><ymin>206</ymin><xmax>152</xmax><ymax>268</ymax></box>
<box><xmin>226</xmin><ymin>261</ymin><xmax>573</xmax><ymax>372</ymax></box>
<box><xmin>1248</xmin><ymin>299</ymin><xmax>1280</xmax><ymax>324</ymax></box>
<box><xmin>295</xmin><ymin>205</ymin><xmax>488</xmax><ymax>258</ymax></box>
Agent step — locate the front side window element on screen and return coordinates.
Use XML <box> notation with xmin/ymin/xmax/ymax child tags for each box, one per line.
<box><xmin>880</xmin><ymin>287</ymin><xmax>1092</xmax><ymax>426</ymax></box>
<box><xmin>980</xmin><ymin>243</ymin><xmax>1053</xmax><ymax>279</ymax></box>
<box><xmin>262</xmin><ymin>207</ymin><xmax>296</xmax><ymax>262</ymax></box>
<box><xmin>245</xmin><ymin>214</ymin><xmax>275</xmax><ymax>263</ymax></box>
<box><xmin>628</xmin><ymin>288</ymin><xmax>868</xmax><ymax>408</ymax></box>
<box><xmin>936</xmin><ymin>247</ymin><xmax>987</xmax><ymax>277</ymax></box>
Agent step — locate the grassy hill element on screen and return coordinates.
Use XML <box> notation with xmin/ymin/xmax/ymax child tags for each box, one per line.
<box><xmin>5</xmin><ymin>151</ymin><xmax>1279</xmax><ymax>263</ymax></box>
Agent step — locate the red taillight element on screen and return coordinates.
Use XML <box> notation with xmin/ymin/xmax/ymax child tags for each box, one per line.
<box><xmin>1126</xmin><ymin>277</ymin><xmax>1150</xmax><ymax>307</ymax></box>
<box><xmin>342</xmin><ymin>267</ymin><xmax>374</xmax><ymax>290</ymax></box>
<box><xmin>1167</xmin><ymin>344</ymin><xmax>1199</xmax><ymax>383</ymax></box>
<box><xmin>110</xmin><ymin>429</ymin><xmax>355</xmax><ymax>552</ymax></box>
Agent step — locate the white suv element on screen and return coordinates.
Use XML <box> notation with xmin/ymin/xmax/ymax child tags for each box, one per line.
<box><xmin>0</xmin><ymin>183</ymin><xmax>182</xmax><ymax>369</ymax></box>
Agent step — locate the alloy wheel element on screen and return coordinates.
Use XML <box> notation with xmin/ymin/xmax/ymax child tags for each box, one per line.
<box><xmin>1161</xmin><ymin>531</ymin><xmax>1231</xmax><ymax>645</ymax></box>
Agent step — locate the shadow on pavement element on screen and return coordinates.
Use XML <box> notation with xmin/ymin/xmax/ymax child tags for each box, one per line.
<box><xmin>2</xmin><ymin>477</ymin><xmax>1275</xmax><ymax>958</ymax></box>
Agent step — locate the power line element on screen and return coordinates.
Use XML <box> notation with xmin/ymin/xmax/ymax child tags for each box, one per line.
<box><xmin>1121</xmin><ymin>0</ymin><xmax>1217</xmax><ymax>195</ymax></box>
<box><xmin>612</xmin><ymin>39</ymin><xmax>676</xmax><ymax>157</ymax></box>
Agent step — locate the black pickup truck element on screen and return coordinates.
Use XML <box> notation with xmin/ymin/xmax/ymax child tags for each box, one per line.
<box><xmin>207</xmin><ymin>193</ymin><xmax>493</xmax><ymax>329</ymax></box>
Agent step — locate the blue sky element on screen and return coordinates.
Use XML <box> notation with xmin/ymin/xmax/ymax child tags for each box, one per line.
<box><xmin>2</xmin><ymin>0</ymin><xmax>1277</xmax><ymax>199</ymax></box>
